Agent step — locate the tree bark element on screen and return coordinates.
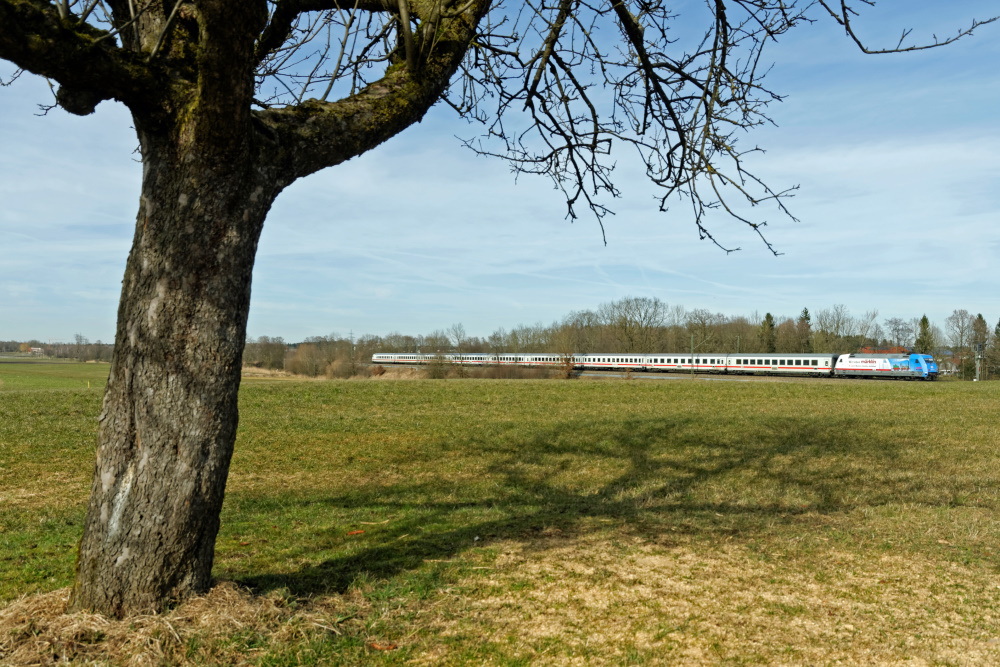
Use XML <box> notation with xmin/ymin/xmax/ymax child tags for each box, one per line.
<box><xmin>69</xmin><ymin>125</ymin><xmax>279</xmax><ymax>616</ymax></box>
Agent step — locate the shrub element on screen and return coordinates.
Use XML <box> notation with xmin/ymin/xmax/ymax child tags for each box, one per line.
<box><xmin>326</xmin><ymin>357</ymin><xmax>371</xmax><ymax>379</ymax></box>
<box><xmin>425</xmin><ymin>356</ymin><xmax>450</xmax><ymax>379</ymax></box>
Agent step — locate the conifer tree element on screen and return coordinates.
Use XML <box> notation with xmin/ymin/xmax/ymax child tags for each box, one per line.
<box><xmin>914</xmin><ymin>315</ymin><xmax>935</xmax><ymax>354</ymax></box>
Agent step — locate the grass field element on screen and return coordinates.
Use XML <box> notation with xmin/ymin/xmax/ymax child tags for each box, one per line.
<box><xmin>2</xmin><ymin>363</ymin><xmax>1000</xmax><ymax>664</ymax></box>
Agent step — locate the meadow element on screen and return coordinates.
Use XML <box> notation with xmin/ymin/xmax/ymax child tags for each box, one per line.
<box><xmin>1</xmin><ymin>361</ymin><xmax>999</xmax><ymax>664</ymax></box>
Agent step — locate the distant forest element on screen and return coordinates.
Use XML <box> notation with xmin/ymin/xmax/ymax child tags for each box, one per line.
<box><xmin>241</xmin><ymin>298</ymin><xmax>998</xmax><ymax>380</ymax></box>
<box><xmin>5</xmin><ymin>298</ymin><xmax>997</xmax><ymax>380</ymax></box>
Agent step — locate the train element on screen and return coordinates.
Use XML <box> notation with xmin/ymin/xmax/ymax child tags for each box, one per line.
<box><xmin>371</xmin><ymin>351</ymin><xmax>939</xmax><ymax>380</ymax></box>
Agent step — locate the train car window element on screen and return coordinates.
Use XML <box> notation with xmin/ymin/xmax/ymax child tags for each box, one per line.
<box><xmin>813</xmin><ymin>360</ymin><xmax>819</xmax><ymax>366</ymax></box>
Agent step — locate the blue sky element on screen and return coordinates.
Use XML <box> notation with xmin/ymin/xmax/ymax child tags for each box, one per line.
<box><xmin>1</xmin><ymin>1</ymin><xmax>998</xmax><ymax>344</ymax></box>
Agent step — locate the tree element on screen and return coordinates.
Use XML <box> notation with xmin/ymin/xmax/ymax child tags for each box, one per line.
<box><xmin>759</xmin><ymin>313</ymin><xmax>776</xmax><ymax>353</ymax></box>
<box><xmin>685</xmin><ymin>308</ymin><xmax>722</xmax><ymax>352</ymax></box>
<box><xmin>914</xmin><ymin>315</ymin><xmax>935</xmax><ymax>354</ymax></box>
<box><xmin>3</xmin><ymin>0</ymin><xmax>994</xmax><ymax>618</ymax></box>
<box><xmin>987</xmin><ymin>317</ymin><xmax>1000</xmax><ymax>380</ymax></box>
<box><xmin>972</xmin><ymin>313</ymin><xmax>989</xmax><ymax>380</ymax></box>
<box><xmin>972</xmin><ymin>313</ymin><xmax>989</xmax><ymax>349</ymax></box>
<box><xmin>946</xmin><ymin>309</ymin><xmax>974</xmax><ymax>378</ymax></box>
<box><xmin>448</xmin><ymin>323</ymin><xmax>467</xmax><ymax>355</ymax></box>
<box><xmin>813</xmin><ymin>304</ymin><xmax>855</xmax><ymax>353</ymax></box>
<box><xmin>487</xmin><ymin>327</ymin><xmax>508</xmax><ymax>355</ymax></box>
<box><xmin>244</xmin><ymin>335</ymin><xmax>287</xmax><ymax>369</ymax></box>
<box><xmin>795</xmin><ymin>308</ymin><xmax>813</xmax><ymax>353</ymax></box>
<box><xmin>855</xmin><ymin>309</ymin><xmax>879</xmax><ymax>350</ymax></box>
<box><xmin>599</xmin><ymin>296</ymin><xmax>668</xmax><ymax>352</ymax></box>
<box><xmin>883</xmin><ymin>317</ymin><xmax>910</xmax><ymax>349</ymax></box>
<box><xmin>553</xmin><ymin>310</ymin><xmax>600</xmax><ymax>355</ymax></box>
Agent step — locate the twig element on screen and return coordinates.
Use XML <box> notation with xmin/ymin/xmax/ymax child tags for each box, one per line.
<box><xmin>92</xmin><ymin>0</ymin><xmax>157</xmax><ymax>46</ymax></box>
<box><xmin>310</xmin><ymin>621</ymin><xmax>342</xmax><ymax>635</ymax></box>
<box><xmin>397</xmin><ymin>0</ymin><xmax>417</xmax><ymax>72</ymax></box>
<box><xmin>148</xmin><ymin>0</ymin><xmax>184</xmax><ymax>60</ymax></box>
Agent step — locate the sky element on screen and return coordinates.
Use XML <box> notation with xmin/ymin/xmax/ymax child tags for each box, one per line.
<box><xmin>1</xmin><ymin>1</ymin><xmax>999</xmax><ymax>344</ymax></box>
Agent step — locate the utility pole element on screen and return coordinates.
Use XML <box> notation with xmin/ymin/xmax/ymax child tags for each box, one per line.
<box><xmin>691</xmin><ymin>335</ymin><xmax>695</xmax><ymax>379</ymax></box>
<box><xmin>975</xmin><ymin>342</ymin><xmax>985</xmax><ymax>381</ymax></box>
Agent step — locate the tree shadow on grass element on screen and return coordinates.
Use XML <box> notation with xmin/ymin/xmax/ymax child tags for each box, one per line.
<box><xmin>237</xmin><ymin>412</ymin><xmax>932</xmax><ymax>596</ymax></box>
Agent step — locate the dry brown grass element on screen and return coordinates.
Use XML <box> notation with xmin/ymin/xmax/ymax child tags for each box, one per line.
<box><xmin>0</xmin><ymin>583</ymin><xmax>368</xmax><ymax>666</ymax></box>
<box><xmin>368</xmin><ymin>366</ymin><xmax>423</xmax><ymax>380</ymax></box>
<box><xmin>5</xmin><ymin>527</ymin><xmax>999</xmax><ymax>666</ymax></box>
<box><xmin>429</xmin><ymin>530</ymin><xmax>1000</xmax><ymax>665</ymax></box>
<box><xmin>239</xmin><ymin>367</ymin><xmax>296</xmax><ymax>379</ymax></box>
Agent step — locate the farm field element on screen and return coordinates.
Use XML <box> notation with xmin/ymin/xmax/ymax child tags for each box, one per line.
<box><xmin>2</xmin><ymin>363</ymin><xmax>1000</xmax><ymax>664</ymax></box>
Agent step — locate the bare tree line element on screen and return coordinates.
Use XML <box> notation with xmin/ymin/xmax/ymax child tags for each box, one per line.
<box><xmin>0</xmin><ymin>335</ymin><xmax>112</xmax><ymax>361</ymax></box>
<box><xmin>6</xmin><ymin>303</ymin><xmax>994</xmax><ymax>379</ymax></box>
<box><xmin>239</xmin><ymin>299</ymin><xmax>1000</xmax><ymax>379</ymax></box>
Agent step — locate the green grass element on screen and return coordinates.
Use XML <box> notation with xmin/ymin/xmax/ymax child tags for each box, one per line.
<box><xmin>0</xmin><ymin>359</ymin><xmax>109</xmax><ymax>392</ymax></box>
<box><xmin>2</xmin><ymin>366</ymin><xmax>1000</xmax><ymax>664</ymax></box>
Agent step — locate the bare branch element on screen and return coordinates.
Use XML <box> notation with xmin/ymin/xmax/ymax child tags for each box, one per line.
<box><xmin>91</xmin><ymin>0</ymin><xmax>156</xmax><ymax>46</ymax></box>
<box><xmin>397</xmin><ymin>0</ymin><xmax>417</xmax><ymax>71</ymax></box>
<box><xmin>816</xmin><ymin>0</ymin><xmax>999</xmax><ymax>54</ymax></box>
<box><xmin>0</xmin><ymin>0</ymin><xmax>163</xmax><ymax>115</ymax></box>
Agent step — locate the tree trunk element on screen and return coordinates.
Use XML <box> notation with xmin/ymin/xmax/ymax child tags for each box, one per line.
<box><xmin>69</xmin><ymin>127</ymin><xmax>278</xmax><ymax>617</ymax></box>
